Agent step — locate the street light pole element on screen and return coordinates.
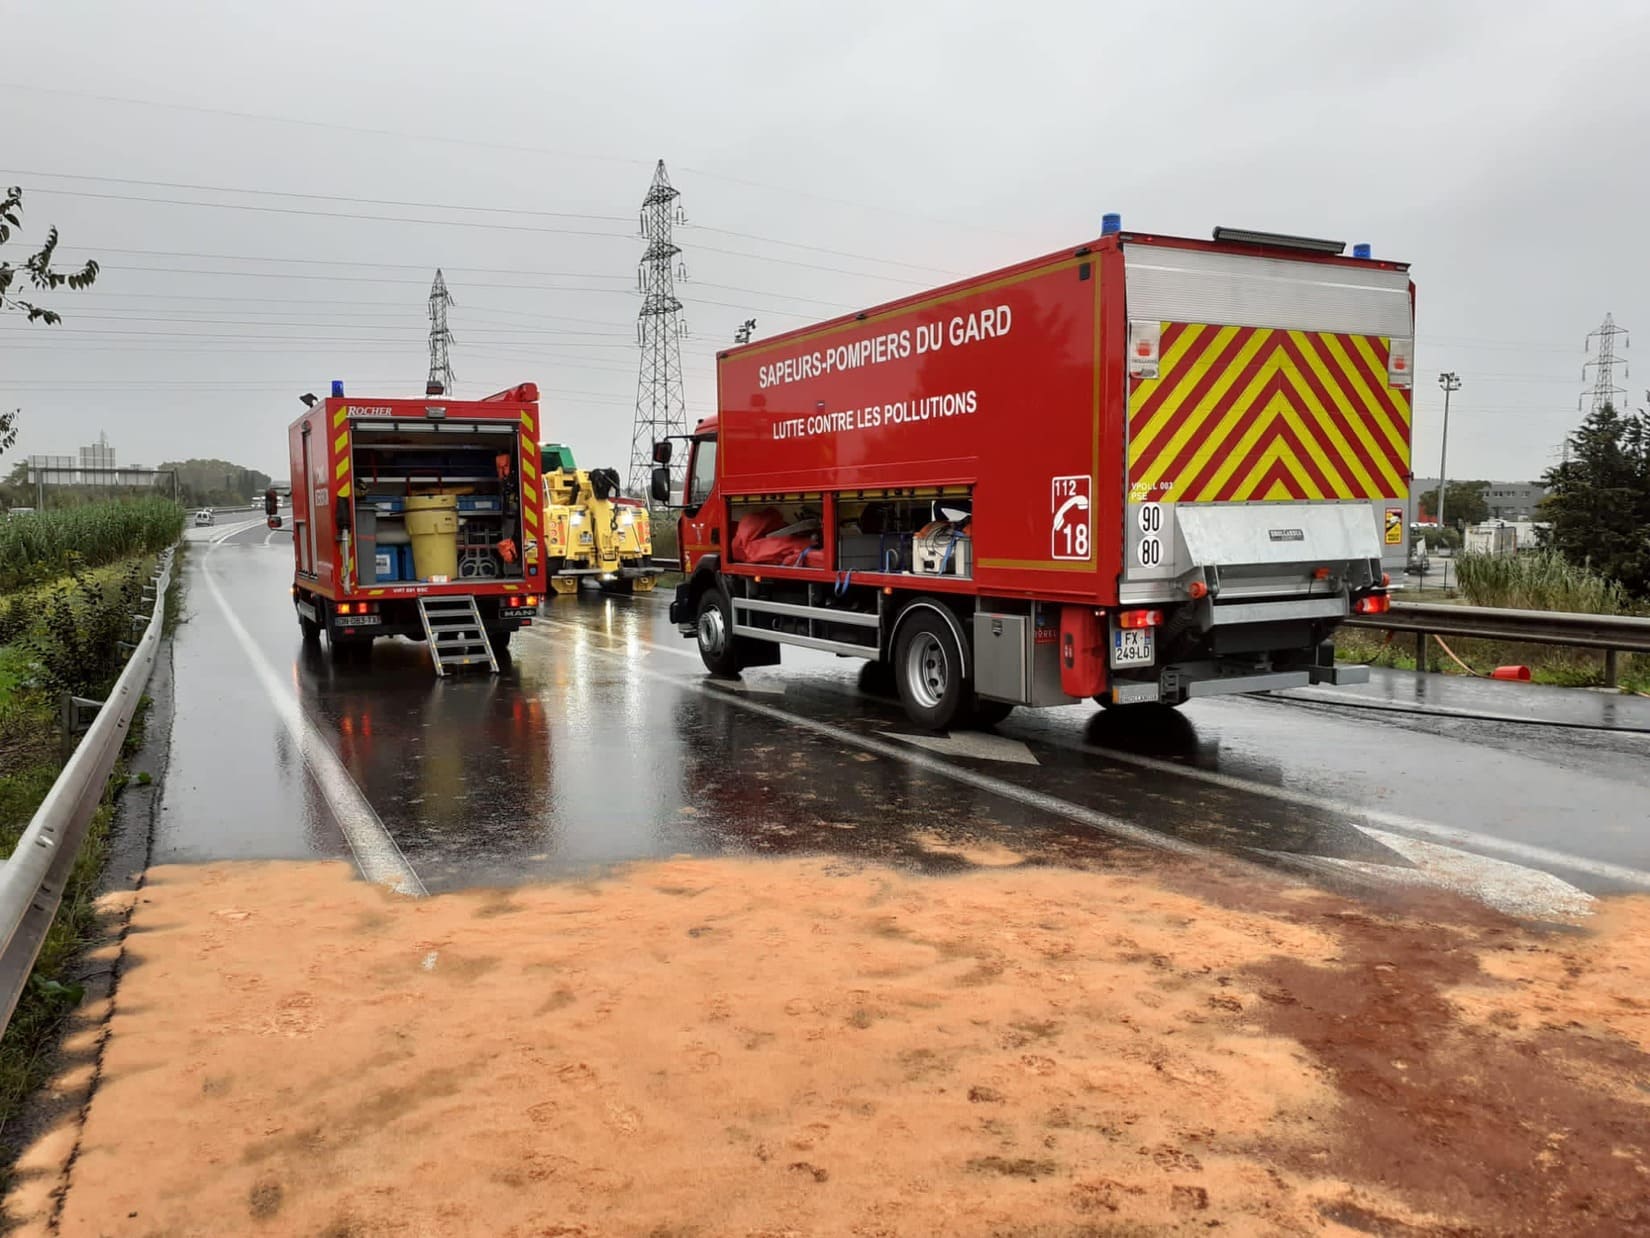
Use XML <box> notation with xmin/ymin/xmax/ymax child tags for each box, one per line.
<box><xmin>1436</xmin><ymin>372</ymin><xmax>1461</xmax><ymax>594</ymax></box>
<box><xmin>1436</xmin><ymin>372</ymin><xmax>1461</xmax><ymax>530</ymax></box>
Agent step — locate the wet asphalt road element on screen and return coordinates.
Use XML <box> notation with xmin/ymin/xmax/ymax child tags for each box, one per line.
<box><xmin>160</xmin><ymin>520</ymin><xmax>1650</xmax><ymax>903</ymax></box>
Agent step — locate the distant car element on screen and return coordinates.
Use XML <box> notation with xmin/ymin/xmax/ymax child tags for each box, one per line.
<box><xmin>194</xmin><ymin>510</ymin><xmax>215</xmax><ymax>527</ymax></box>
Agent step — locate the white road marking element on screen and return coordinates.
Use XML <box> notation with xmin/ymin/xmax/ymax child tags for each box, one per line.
<box><xmin>199</xmin><ymin>517</ymin><xmax>267</xmax><ymax>547</ymax></box>
<box><xmin>525</xmin><ymin>618</ymin><xmax>1242</xmax><ymax>862</ymax></box>
<box><xmin>1071</xmin><ymin>731</ymin><xmax>1650</xmax><ymax>890</ymax></box>
<box><xmin>1264</xmin><ymin>826</ymin><xmax>1595</xmax><ymax>922</ymax></box>
<box><xmin>528</xmin><ymin>617</ymin><xmax>1650</xmax><ymax>893</ymax></box>
<box><xmin>890</xmin><ymin>731</ymin><xmax>1041</xmax><ymax>765</ymax></box>
<box><xmin>702</xmin><ymin>677</ymin><xmax>789</xmax><ymax>696</ymax></box>
<box><xmin>199</xmin><ymin>550</ymin><xmax>425</xmax><ymax>897</ymax></box>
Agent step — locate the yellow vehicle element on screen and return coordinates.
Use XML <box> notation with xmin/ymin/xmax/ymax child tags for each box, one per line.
<box><xmin>541</xmin><ymin>444</ymin><xmax>662</xmax><ymax>595</ymax></box>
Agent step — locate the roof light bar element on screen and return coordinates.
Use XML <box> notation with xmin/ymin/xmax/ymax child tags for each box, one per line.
<box><xmin>1211</xmin><ymin>227</ymin><xmax>1346</xmax><ymax>255</ymax></box>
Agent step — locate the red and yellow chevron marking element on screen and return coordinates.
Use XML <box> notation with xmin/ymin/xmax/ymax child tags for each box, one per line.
<box><xmin>1128</xmin><ymin>323</ymin><xmax>1411</xmax><ymax>503</ymax></box>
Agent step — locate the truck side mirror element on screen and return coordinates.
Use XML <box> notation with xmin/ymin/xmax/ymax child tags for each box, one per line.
<box><xmin>264</xmin><ymin>488</ymin><xmax>278</xmax><ymax>516</ymax></box>
<box><xmin>650</xmin><ymin>467</ymin><xmax>672</xmax><ymax>504</ymax></box>
<box><xmin>652</xmin><ymin>440</ymin><xmax>673</xmax><ymax>466</ymax></box>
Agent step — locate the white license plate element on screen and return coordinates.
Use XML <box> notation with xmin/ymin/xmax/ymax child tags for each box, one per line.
<box><xmin>1111</xmin><ymin>628</ymin><xmax>1154</xmax><ymax>667</ymax></box>
<box><xmin>333</xmin><ymin>614</ymin><xmax>382</xmax><ymax>627</ymax></box>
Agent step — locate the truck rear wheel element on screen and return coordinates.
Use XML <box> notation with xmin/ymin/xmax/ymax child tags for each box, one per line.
<box><xmin>894</xmin><ymin>610</ymin><xmax>968</xmax><ymax>731</ymax></box>
<box><xmin>487</xmin><ymin>626</ymin><xmax>513</xmax><ymax>662</ymax></box>
<box><xmin>696</xmin><ymin>586</ymin><xmax>741</xmax><ymax>676</ymax></box>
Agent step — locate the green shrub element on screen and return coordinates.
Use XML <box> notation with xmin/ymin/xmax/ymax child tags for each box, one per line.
<box><xmin>20</xmin><ymin>562</ymin><xmax>149</xmax><ymax>698</ymax></box>
<box><xmin>0</xmin><ymin>499</ymin><xmax>183</xmax><ymax>591</ymax></box>
<box><xmin>1454</xmin><ymin>550</ymin><xmax>1637</xmax><ymax>615</ymax></box>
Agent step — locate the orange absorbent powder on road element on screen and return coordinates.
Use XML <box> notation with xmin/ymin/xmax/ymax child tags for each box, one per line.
<box><xmin>13</xmin><ymin>855</ymin><xmax>1650</xmax><ymax>1237</ymax></box>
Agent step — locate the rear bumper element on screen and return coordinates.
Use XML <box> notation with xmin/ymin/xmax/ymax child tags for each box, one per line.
<box><xmin>1184</xmin><ymin>670</ymin><xmax>1310</xmax><ymax>698</ymax></box>
<box><xmin>549</xmin><ymin>563</ymin><xmax>665</xmax><ymax>580</ymax></box>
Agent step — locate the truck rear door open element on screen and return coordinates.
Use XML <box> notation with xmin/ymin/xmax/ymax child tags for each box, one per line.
<box><xmin>1120</xmin><ymin>244</ymin><xmax>1413</xmax><ymax>602</ymax></box>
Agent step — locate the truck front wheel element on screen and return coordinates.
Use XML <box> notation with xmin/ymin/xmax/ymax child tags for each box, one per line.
<box><xmin>894</xmin><ymin>610</ymin><xmax>969</xmax><ymax>731</ymax></box>
<box><xmin>695</xmin><ymin>586</ymin><xmax>741</xmax><ymax>676</ymax></box>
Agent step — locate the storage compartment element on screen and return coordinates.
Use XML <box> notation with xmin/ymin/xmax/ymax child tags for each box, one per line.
<box><xmin>833</xmin><ymin>492</ymin><xmax>973</xmax><ymax>578</ymax></box>
<box><xmin>973</xmin><ymin>605</ymin><xmax>1075</xmax><ymax>706</ymax></box>
<box><xmin>349</xmin><ymin>422</ymin><xmax>526</xmax><ymax>581</ymax></box>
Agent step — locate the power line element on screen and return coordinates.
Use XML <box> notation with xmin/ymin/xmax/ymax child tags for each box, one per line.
<box><xmin>35</xmin><ymin>244</ymin><xmax>635</xmax><ymax>279</ymax></box>
<box><xmin>1</xmin><ymin>168</ymin><xmax>629</xmax><ymax>222</ymax></box>
<box><xmin>0</xmin><ymin>81</ymin><xmax>1029</xmax><ymax>242</ymax></box>
<box><xmin>21</xmin><ymin>185</ymin><xmax>638</xmax><ymax>240</ymax></box>
<box><xmin>0</xmin><ymin>311</ymin><xmax>631</xmax><ymax>336</ymax></box>
<box><xmin>25</xmin><ymin>189</ymin><xmax>934</xmax><ymax>283</ymax></box>
<box><xmin>8</xmin><ymin>169</ymin><xmax>962</xmax><ymax>276</ymax></box>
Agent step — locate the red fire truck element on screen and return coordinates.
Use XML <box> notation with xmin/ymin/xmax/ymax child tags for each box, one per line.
<box><xmin>656</xmin><ymin>221</ymin><xmax>1412</xmax><ymax>729</ymax></box>
<box><xmin>281</xmin><ymin>382</ymin><xmax>545</xmax><ymax>675</ymax></box>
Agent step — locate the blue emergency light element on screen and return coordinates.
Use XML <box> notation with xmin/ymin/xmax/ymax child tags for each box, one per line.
<box><xmin>1352</xmin><ymin>243</ymin><xmax>1372</xmax><ymax>259</ymax></box>
<box><xmin>1101</xmin><ymin>212</ymin><xmax>1122</xmax><ymax>236</ymax></box>
<box><xmin>331</xmin><ymin>380</ymin><xmax>345</xmax><ymax>397</ymax></box>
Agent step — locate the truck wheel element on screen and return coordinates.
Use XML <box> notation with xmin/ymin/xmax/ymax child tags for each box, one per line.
<box><xmin>486</xmin><ymin>627</ymin><xmax>513</xmax><ymax>662</ymax></box>
<box><xmin>894</xmin><ymin>610</ymin><xmax>968</xmax><ymax>731</ymax></box>
<box><xmin>329</xmin><ymin>634</ymin><xmax>371</xmax><ymax>664</ymax></box>
<box><xmin>695</xmin><ymin>586</ymin><xmax>742</xmax><ymax>676</ymax></box>
<box><xmin>970</xmin><ymin>698</ymin><xmax>1016</xmax><ymax>728</ymax></box>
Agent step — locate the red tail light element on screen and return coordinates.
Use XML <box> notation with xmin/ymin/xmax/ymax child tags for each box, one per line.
<box><xmin>1118</xmin><ymin>609</ymin><xmax>1163</xmax><ymax>630</ymax></box>
<box><xmin>335</xmin><ymin>602</ymin><xmax>349</xmax><ymax>616</ymax></box>
<box><xmin>355</xmin><ymin>602</ymin><xmax>370</xmax><ymax>615</ymax></box>
<box><xmin>1353</xmin><ymin>594</ymin><xmax>1391</xmax><ymax>615</ymax></box>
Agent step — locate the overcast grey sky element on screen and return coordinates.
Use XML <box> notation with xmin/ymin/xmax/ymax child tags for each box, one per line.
<box><xmin>3</xmin><ymin>0</ymin><xmax>1648</xmax><ymax>485</ymax></box>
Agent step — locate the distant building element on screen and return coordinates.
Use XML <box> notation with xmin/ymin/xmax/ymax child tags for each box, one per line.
<box><xmin>27</xmin><ymin>435</ymin><xmax>153</xmax><ymax>488</ymax></box>
<box><xmin>1412</xmin><ymin>477</ymin><xmax>1546</xmax><ymax>522</ymax></box>
<box><xmin>1482</xmin><ymin>481</ymin><xmax>1545</xmax><ymax>521</ymax></box>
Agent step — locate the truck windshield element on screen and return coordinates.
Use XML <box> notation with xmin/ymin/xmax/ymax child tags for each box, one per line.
<box><xmin>687</xmin><ymin>437</ymin><xmax>717</xmax><ymax>507</ymax></box>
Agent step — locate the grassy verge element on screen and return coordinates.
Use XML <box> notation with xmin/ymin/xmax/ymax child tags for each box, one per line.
<box><xmin>1337</xmin><ymin>627</ymin><xmax>1650</xmax><ymax>694</ymax></box>
<box><xmin>0</xmin><ymin>498</ymin><xmax>184</xmax><ymax>592</ymax></box>
<box><xmin>1362</xmin><ymin>551</ymin><xmax>1650</xmax><ymax>693</ymax></box>
<box><xmin>0</xmin><ymin>551</ymin><xmax>174</xmax><ymax>1159</ymax></box>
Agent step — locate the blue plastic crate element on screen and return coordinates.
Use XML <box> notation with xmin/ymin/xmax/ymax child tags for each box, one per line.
<box><xmin>457</xmin><ymin>496</ymin><xmax>501</xmax><ymax>513</ymax></box>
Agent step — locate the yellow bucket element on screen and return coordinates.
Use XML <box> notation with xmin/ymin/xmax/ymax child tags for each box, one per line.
<box><xmin>405</xmin><ymin>494</ymin><xmax>459</xmax><ymax>580</ymax></box>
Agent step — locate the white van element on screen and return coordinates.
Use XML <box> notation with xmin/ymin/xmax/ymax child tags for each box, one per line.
<box><xmin>194</xmin><ymin>509</ymin><xmax>215</xmax><ymax>527</ymax></box>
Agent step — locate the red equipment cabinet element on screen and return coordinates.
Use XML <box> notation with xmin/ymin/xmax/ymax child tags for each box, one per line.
<box><xmin>287</xmin><ymin>383</ymin><xmax>545</xmax><ymax>673</ymax></box>
<box><xmin>662</xmin><ymin>223</ymin><xmax>1413</xmax><ymax>729</ymax></box>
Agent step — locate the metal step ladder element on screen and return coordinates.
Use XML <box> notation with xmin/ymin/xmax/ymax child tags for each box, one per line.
<box><xmin>417</xmin><ymin>595</ymin><xmax>498</xmax><ymax>677</ymax></box>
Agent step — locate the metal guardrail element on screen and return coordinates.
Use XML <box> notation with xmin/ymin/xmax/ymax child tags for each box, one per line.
<box><xmin>0</xmin><ymin>548</ymin><xmax>175</xmax><ymax>1033</ymax></box>
<box><xmin>1346</xmin><ymin>600</ymin><xmax>1650</xmax><ymax>687</ymax></box>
